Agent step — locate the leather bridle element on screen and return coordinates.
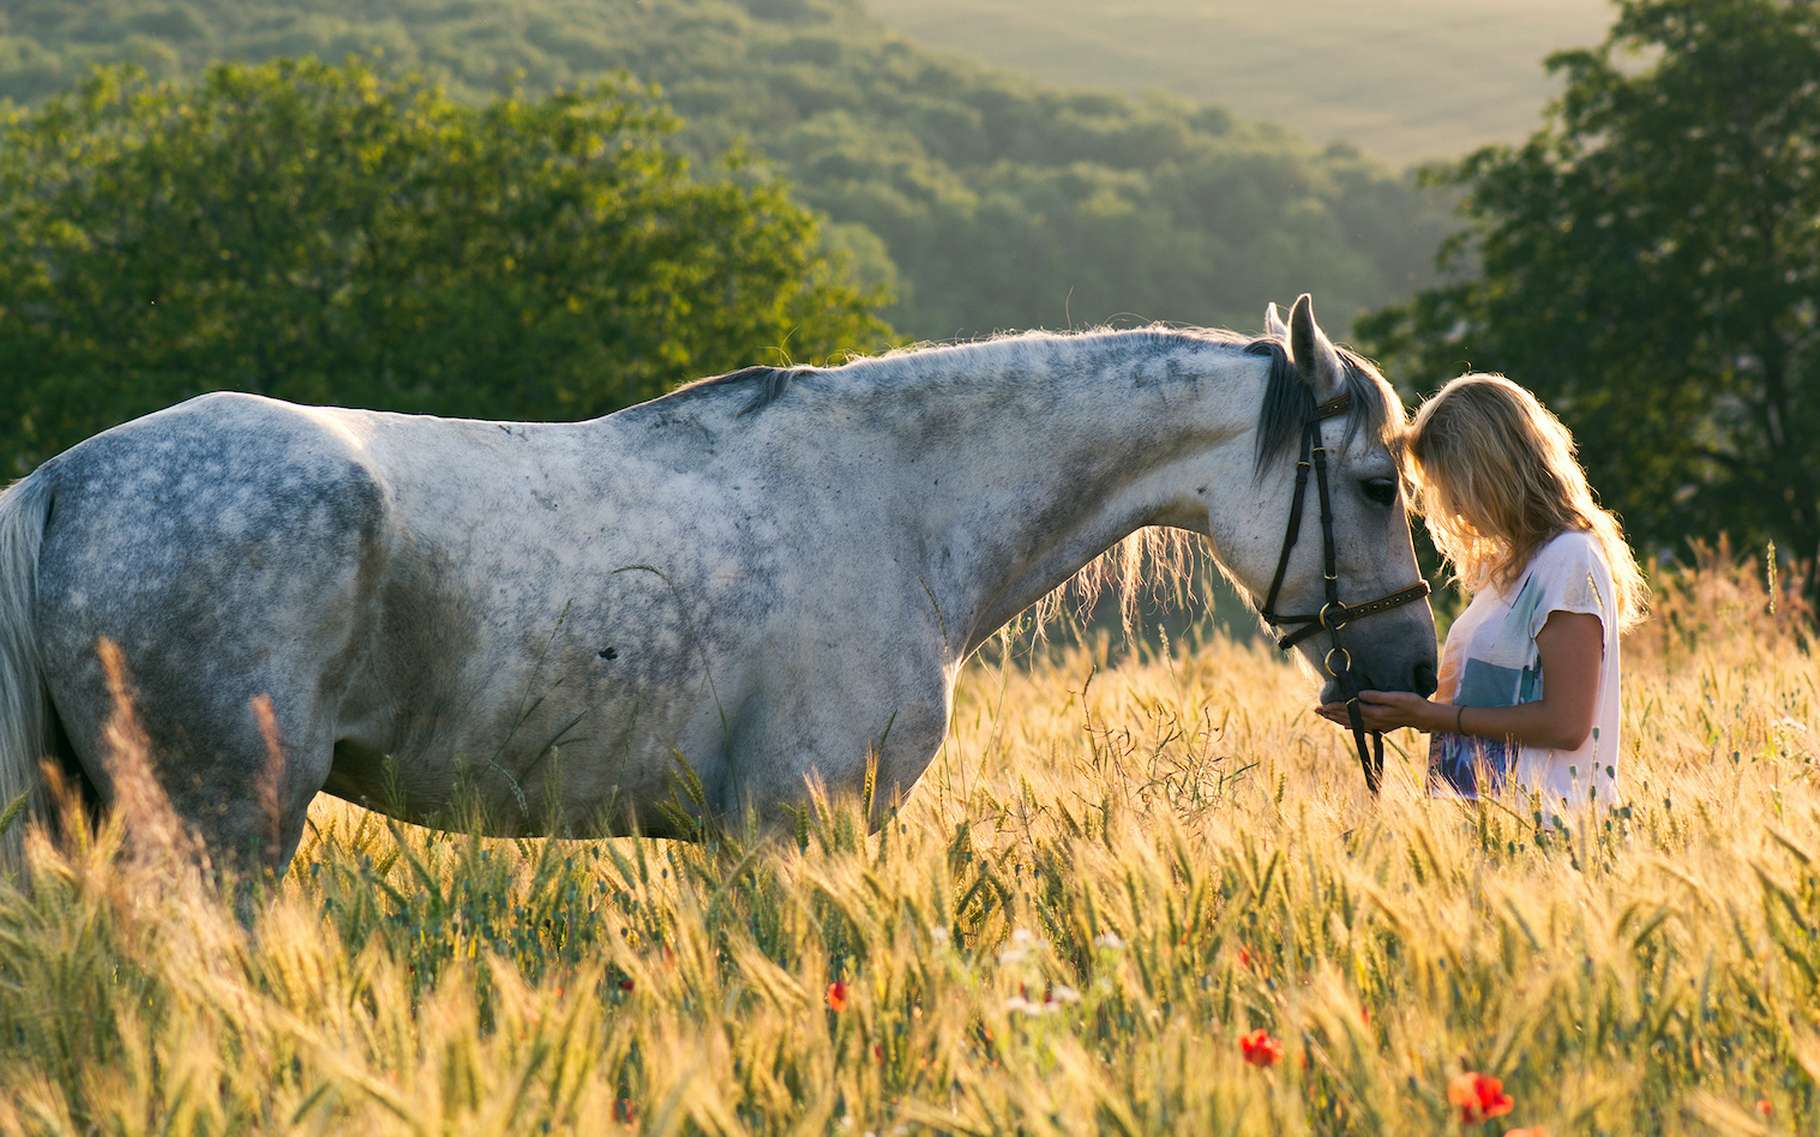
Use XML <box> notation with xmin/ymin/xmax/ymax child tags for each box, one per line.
<box><xmin>1257</xmin><ymin>390</ymin><xmax>1432</xmax><ymax>795</ymax></box>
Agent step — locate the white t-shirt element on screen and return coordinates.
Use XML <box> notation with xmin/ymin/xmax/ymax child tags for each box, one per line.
<box><xmin>1428</xmin><ymin>529</ymin><xmax>1622</xmax><ymax>807</ymax></box>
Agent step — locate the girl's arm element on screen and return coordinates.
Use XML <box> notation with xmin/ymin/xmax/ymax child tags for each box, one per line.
<box><xmin>1316</xmin><ymin>611</ymin><xmax>1604</xmax><ymax>750</ymax></box>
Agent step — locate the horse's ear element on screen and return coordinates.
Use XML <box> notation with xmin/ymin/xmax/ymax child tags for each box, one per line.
<box><xmin>1288</xmin><ymin>293</ymin><xmax>1345</xmax><ymax>397</ymax></box>
<box><xmin>1263</xmin><ymin>302</ymin><xmax>1289</xmax><ymax>340</ymax></box>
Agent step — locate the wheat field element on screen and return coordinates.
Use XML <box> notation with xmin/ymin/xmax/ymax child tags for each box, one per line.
<box><xmin>0</xmin><ymin>548</ymin><xmax>1815</xmax><ymax>1136</ymax></box>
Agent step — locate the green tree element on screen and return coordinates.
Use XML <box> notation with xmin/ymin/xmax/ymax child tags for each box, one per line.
<box><xmin>0</xmin><ymin>58</ymin><xmax>890</xmax><ymax>474</ymax></box>
<box><xmin>1359</xmin><ymin>0</ymin><xmax>1820</xmax><ymax>569</ymax></box>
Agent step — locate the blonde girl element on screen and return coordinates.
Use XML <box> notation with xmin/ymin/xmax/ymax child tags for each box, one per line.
<box><xmin>1318</xmin><ymin>373</ymin><xmax>1648</xmax><ymax>805</ymax></box>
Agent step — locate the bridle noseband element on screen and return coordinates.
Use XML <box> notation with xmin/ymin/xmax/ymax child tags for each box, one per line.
<box><xmin>1257</xmin><ymin>391</ymin><xmax>1431</xmax><ymax>795</ymax></box>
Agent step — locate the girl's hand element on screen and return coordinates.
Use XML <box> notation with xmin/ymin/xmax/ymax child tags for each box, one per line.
<box><xmin>1315</xmin><ymin>690</ymin><xmax>1447</xmax><ymax>733</ymax></box>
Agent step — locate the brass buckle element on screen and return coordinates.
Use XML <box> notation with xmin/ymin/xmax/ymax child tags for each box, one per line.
<box><xmin>1323</xmin><ymin>646</ymin><xmax>1352</xmax><ymax>677</ymax></box>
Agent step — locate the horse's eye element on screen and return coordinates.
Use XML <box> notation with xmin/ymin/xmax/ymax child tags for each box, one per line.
<box><xmin>1361</xmin><ymin>476</ymin><xmax>1399</xmax><ymax>507</ymax></box>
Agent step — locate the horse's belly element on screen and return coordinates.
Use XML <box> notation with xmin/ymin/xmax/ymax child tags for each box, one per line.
<box><xmin>325</xmin><ymin>571</ymin><xmax>742</xmax><ymax>837</ymax></box>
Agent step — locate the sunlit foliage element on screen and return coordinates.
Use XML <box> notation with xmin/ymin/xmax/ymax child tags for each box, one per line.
<box><xmin>0</xmin><ymin>59</ymin><xmax>889</xmax><ymax>474</ymax></box>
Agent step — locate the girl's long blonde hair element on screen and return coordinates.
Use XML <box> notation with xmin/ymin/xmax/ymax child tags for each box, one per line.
<box><xmin>1406</xmin><ymin>373</ymin><xmax>1649</xmax><ymax>631</ymax></box>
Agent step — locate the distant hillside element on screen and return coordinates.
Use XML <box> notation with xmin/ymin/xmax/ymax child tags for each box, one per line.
<box><xmin>868</xmin><ymin>0</ymin><xmax>1612</xmax><ymax>166</ymax></box>
<box><xmin>0</xmin><ymin>0</ymin><xmax>1455</xmax><ymax>341</ymax></box>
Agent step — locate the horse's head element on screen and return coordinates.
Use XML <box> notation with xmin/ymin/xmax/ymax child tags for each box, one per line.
<box><xmin>1215</xmin><ymin>295</ymin><xmax>1438</xmax><ymax>703</ymax></box>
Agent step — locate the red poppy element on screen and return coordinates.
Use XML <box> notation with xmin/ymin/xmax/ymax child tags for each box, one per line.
<box><xmin>1448</xmin><ymin>1073</ymin><xmax>1514</xmax><ymax>1124</ymax></box>
<box><xmin>826</xmin><ymin>979</ymin><xmax>850</xmax><ymax>1012</ymax></box>
<box><xmin>1757</xmin><ymin>1099</ymin><xmax>1773</xmax><ymax>1118</ymax></box>
<box><xmin>1237</xmin><ymin>945</ymin><xmax>1255</xmax><ymax>971</ymax></box>
<box><xmin>617</xmin><ymin>977</ymin><xmax>635</xmax><ymax>993</ymax></box>
<box><xmin>1239</xmin><ymin>1028</ymin><xmax>1284</xmax><ymax>1068</ymax></box>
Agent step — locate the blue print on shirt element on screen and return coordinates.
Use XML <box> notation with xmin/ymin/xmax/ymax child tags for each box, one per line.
<box><xmin>1431</xmin><ymin>657</ymin><xmax>1543</xmax><ymax>795</ymax></box>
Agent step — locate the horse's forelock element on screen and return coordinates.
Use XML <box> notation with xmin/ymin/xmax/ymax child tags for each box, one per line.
<box><xmin>1252</xmin><ymin>342</ymin><xmax>1404</xmax><ymax>477</ymax></box>
<box><xmin>1250</xmin><ymin>339</ymin><xmax>1306</xmax><ymax>475</ymax></box>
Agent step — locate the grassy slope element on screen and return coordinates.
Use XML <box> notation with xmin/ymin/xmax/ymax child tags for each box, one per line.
<box><xmin>1</xmin><ymin>555</ymin><xmax>1815</xmax><ymax>1133</ymax></box>
<box><xmin>868</xmin><ymin>0</ymin><xmax>1613</xmax><ymax>166</ymax></box>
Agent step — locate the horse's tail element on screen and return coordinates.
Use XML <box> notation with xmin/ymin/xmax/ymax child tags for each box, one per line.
<box><xmin>0</xmin><ymin>473</ymin><xmax>54</xmax><ymax>874</ymax></box>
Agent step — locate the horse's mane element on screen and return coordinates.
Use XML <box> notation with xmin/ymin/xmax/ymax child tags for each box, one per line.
<box><xmin>664</xmin><ymin>364</ymin><xmax>808</xmax><ymax>418</ymax></box>
<box><xmin>668</xmin><ymin>326</ymin><xmax>1405</xmax><ymax>638</ymax></box>
<box><xmin>666</xmin><ymin>326</ymin><xmax>1264</xmax><ymax>417</ymax></box>
<box><xmin>670</xmin><ymin>327</ymin><xmax>1398</xmax><ymax>467</ymax></box>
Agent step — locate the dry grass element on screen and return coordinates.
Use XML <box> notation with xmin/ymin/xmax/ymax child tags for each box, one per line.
<box><xmin>0</xmin><ymin>551</ymin><xmax>1816</xmax><ymax>1135</ymax></box>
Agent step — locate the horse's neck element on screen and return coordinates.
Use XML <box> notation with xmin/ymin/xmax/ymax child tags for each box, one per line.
<box><xmin>863</xmin><ymin>335</ymin><xmax>1258</xmax><ymax>658</ymax></box>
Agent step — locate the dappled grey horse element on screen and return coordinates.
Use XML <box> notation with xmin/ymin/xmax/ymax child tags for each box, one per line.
<box><xmin>0</xmin><ymin>295</ymin><xmax>1436</xmax><ymax>879</ymax></box>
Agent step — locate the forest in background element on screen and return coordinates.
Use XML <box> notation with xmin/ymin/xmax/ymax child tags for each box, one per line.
<box><xmin>0</xmin><ymin>0</ymin><xmax>1451</xmax><ymax>341</ymax></box>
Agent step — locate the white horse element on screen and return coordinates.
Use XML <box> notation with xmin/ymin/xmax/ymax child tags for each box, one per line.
<box><xmin>0</xmin><ymin>295</ymin><xmax>1435</xmax><ymax>879</ymax></box>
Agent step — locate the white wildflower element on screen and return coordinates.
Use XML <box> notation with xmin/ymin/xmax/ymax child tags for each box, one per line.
<box><xmin>999</xmin><ymin>927</ymin><xmax>1045</xmax><ymax>964</ymax></box>
<box><xmin>1005</xmin><ymin>994</ymin><xmax>1055</xmax><ymax>1016</ymax></box>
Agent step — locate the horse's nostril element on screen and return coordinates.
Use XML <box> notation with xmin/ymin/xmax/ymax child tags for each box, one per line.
<box><xmin>1413</xmin><ymin>661</ymin><xmax>1438</xmax><ymax>697</ymax></box>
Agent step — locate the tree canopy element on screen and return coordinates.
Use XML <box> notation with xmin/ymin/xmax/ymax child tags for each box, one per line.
<box><xmin>1358</xmin><ymin>0</ymin><xmax>1820</xmax><ymax>567</ymax></box>
<box><xmin>0</xmin><ymin>59</ymin><xmax>889</xmax><ymax>475</ymax></box>
<box><xmin>0</xmin><ymin>0</ymin><xmax>1451</xmax><ymax>340</ymax></box>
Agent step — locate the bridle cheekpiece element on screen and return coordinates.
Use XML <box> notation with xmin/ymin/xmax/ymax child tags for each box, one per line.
<box><xmin>1256</xmin><ymin>389</ymin><xmax>1432</xmax><ymax>795</ymax></box>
